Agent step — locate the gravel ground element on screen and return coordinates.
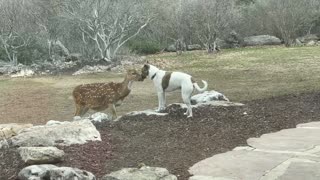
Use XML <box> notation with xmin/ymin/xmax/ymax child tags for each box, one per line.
<box><xmin>1</xmin><ymin>92</ymin><xmax>320</xmax><ymax>180</ymax></box>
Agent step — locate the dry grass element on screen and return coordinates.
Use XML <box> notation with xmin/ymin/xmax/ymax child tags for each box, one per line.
<box><xmin>1</xmin><ymin>45</ymin><xmax>320</xmax><ymax>124</ymax></box>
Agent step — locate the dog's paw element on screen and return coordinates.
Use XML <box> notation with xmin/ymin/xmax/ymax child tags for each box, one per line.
<box><xmin>156</xmin><ymin>107</ymin><xmax>166</xmax><ymax>112</ymax></box>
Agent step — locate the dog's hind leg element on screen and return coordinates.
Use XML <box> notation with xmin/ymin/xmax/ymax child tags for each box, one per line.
<box><xmin>183</xmin><ymin>96</ymin><xmax>192</xmax><ymax>118</ymax></box>
<box><xmin>181</xmin><ymin>86</ymin><xmax>193</xmax><ymax>117</ymax></box>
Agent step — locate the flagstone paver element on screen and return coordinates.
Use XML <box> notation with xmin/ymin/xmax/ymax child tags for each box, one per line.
<box><xmin>189</xmin><ymin>122</ymin><xmax>320</xmax><ymax>180</ymax></box>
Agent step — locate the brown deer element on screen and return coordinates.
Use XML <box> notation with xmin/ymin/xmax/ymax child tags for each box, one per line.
<box><xmin>72</xmin><ymin>69</ymin><xmax>143</xmax><ymax>119</ymax></box>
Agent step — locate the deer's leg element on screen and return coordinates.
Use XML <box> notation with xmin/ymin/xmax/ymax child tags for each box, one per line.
<box><xmin>110</xmin><ymin>104</ymin><xmax>117</xmax><ymax>119</ymax></box>
<box><xmin>80</xmin><ymin>106</ymin><xmax>89</xmax><ymax>116</ymax></box>
<box><xmin>74</xmin><ymin>104</ymin><xmax>83</xmax><ymax>116</ymax></box>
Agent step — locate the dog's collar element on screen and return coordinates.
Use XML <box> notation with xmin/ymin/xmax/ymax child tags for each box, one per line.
<box><xmin>151</xmin><ymin>72</ymin><xmax>157</xmax><ymax>80</ymax></box>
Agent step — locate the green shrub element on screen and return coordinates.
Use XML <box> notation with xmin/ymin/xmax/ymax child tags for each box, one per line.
<box><xmin>128</xmin><ymin>39</ymin><xmax>162</xmax><ymax>55</ymax></box>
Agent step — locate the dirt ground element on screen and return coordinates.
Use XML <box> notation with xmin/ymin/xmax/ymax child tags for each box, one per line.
<box><xmin>0</xmin><ymin>75</ymin><xmax>184</xmax><ymax>125</ymax></box>
<box><xmin>2</xmin><ymin>92</ymin><xmax>320</xmax><ymax>180</ymax></box>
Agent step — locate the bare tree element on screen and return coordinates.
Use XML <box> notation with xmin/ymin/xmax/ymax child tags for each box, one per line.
<box><xmin>0</xmin><ymin>0</ymin><xmax>32</xmax><ymax>65</ymax></box>
<box><xmin>63</xmin><ymin>0</ymin><xmax>152</xmax><ymax>61</ymax></box>
<box><xmin>250</xmin><ymin>0</ymin><xmax>320</xmax><ymax>46</ymax></box>
<box><xmin>31</xmin><ymin>0</ymin><xmax>70</xmax><ymax>58</ymax></box>
<box><xmin>190</xmin><ymin>0</ymin><xmax>239</xmax><ymax>53</ymax></box>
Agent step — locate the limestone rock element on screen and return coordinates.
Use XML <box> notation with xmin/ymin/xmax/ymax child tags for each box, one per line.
<box><xmin>46</xmin><ymin>120</ymin><xmax>63</xmax><ymax>126</ymax></box>
<box><xmin>191</xmin><ymin>91</ymin><xmax>229</xmax><ymax>105</ymax></box>
<box><xmin>243</xmin><ymin>35</ymin><xmax>281</xmax><ymax>46</ymax></box>
<box><xmin>102</xmin><ymin>166</ymin><xmax>177</xmax><ymax>180</ymax></box>
<box><xmin>18</xmin><ymin>147</ymin><xmax>65</xmax><ymax>165</ymax></box>
<box><xmin>0</xmin><ymin>140</ymin><xmax>9</xmax><ymax>149</ymax></box>
<box><xmin>187</xmin><ymin>44</ymin><xmax>202</xmax><ymax>51</ymax></box>
<box><xmin>10</xmin><ymin>120</ymin><xmax>101</xmax><ymax>147</ymax></box>
<box><xmin>126</xmin><ymin>109</ymin><xmax>168</xmax><ymax>117</ymax></box>
<box><xmin>49</xmin><ymin>167</ymin><xmax>96</xmax><ymax>180</ymax></box>
<box><xmin>11</xmin><ymin>69</ymin><xmax>35</xmax><ymax>78</ymax></box>
<box><xmin>18</xmin><ymin>165</ymin><xmax>96</xmax><ymax>180</ymax></box>
<box><xmin>306</xmin><ymin>40</ymin><xmax>317</xmax><ymax>46</ymax></box>
<box><xmin>0</xmin><ymin>123</ymin><xmax>33</xmax><ymax>140</ymax></box>
<box><xmin>297</xmin><ymin>34</ymin><xmax>319</xmax><ymax>43</ymax></box>
<box><xmin>18</xmin><ymin>164</ymin><xmax>57</xmax><ymax>180</ymax></box>
<box><xmin>90</xmin><ymin>112</ymin><xmax>112</xmax><ymax>122</ymax></box>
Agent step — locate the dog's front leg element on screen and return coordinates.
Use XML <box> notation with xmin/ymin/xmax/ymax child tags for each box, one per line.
<box><xmin>156</xmin><ymin>92</ymin><xmax>165</xmax><ymax>112</ymax></box>
<box><xmin>162</xmin><ymin>92</ymin><xmax>166</xmax><ymax>109</ymax></box>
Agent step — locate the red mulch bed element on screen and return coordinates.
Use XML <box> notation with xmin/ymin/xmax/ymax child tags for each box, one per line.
<box><xmin>1</xmin><ymin>92</ymin><xmax>320</xmax><ymax>180</ymax></box>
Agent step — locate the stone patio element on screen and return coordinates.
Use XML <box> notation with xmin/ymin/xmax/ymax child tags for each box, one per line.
<box><xmin>189</xmin><ymin>122</ymin><xmax>320</xmax><ymax>180</ymax></box>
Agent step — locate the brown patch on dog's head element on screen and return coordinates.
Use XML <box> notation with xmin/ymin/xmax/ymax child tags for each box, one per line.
<box><xmin>141</xmin><ymin>64</ymin><xmax>150</xmax><ymax>81</ymax></box>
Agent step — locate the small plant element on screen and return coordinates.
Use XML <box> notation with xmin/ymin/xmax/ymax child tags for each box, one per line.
<box><xmin>128</xmin><ymin>39</ymin><xmax>162</xmax><ymax>55</ymax></box>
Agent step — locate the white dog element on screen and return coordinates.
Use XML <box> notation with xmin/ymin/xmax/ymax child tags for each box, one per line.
<box><xmin>141</xmin><ymin>64</ymin><xmax>208</xmax><ymax>117</ymax></box>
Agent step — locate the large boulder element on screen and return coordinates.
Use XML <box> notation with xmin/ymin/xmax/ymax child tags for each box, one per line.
<box><xmin>306</xmin><ymin>40</ymin><xmax>317</xmax><ymax>46</ymax></box>
<box><xmin>297</xmin><ymin>34</ymin><xmax>319</xmax><ymax>43</ymax></box>
<box><xmin>191</xmin><ymin>91</ymin><xmax>229</xmax><ymax>105</ymax></box>
<box><xmin>18</xmin><ymin>165</ymin><xmax>96</xmax><ymax>180</ymax></box>
<box><xmin>8</xmin><ymin>120</ymin><xmax>100</xmax><ymax>147</ymax></box>
<box><xmin>187</xmin><ymin>44</ymin><xmax>202</xmax><ymax>51</ymax></box>
<box><xmin>102</xmin><ymin>166</ymin><xmax>177</xmax><ymax>180</ymax></box>
<box><xmin>18</xmin><ymin>147</ymin><xmax>65</xmax><ymax>165</ymax></box>
<box><xmin>0</xmin><ymin>123</ymin><xmax>33</xmax><ymax>140</ymax></box>
<box><xmin>243</xmin><ymin>35</ymin><xmax>281</xmax><ymax>46</ymax></box>
<box><xmin>48</xmin><ymin>167</ymin><xmax>96</xmax><ymax>180</ymax></box>
<box><xmin>18</xmin><ymin>164</ymin><xmax>57</xmax><ymax>180</ymax></box>
<box><xmin>166</xmin><ymin>44</ymin><xmax>176</xmax><ymax>52</ymax></box>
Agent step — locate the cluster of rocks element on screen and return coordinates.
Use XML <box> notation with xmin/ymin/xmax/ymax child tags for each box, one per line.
<box><xmin>295</xmin><ymin>34</ymin><xmax>320</xmax><ymax>46</ymax></box>
<box><xmin>0</xmin><ymin>114</ymin><xmax>178</xmax><ymax>179</ymax></box>
<box><xmin>0</xmin><ymin>54</ymin><xmax>146</xmax><ymax>77</ymax></box>
<box><xmin>166</xmin><ymin>44</ymin><xmax>202</xmax><ymax>52</ymax></box>
<box><xmin>0</xmin><ymin>60</ymin><xmax>78</xmax><ymax>77</ymax></box>
<box><xmin>165</xmin><ymin>33</ymin><xmax>283</xmax><ymax>52</ymax></box>
<box><xmin>165</xmin><ymin>33</ymin><xmax>320</xmax><ymax>52</ymax></box>
<box><xmin>0</xmin><ymin>119</ymin><xmax>101</xmax><ymax>179</ymax></box>
<box><xmin>72</xmin><ymin>55</ymin><xmax>146</xmax><ymax>75</ymax></box>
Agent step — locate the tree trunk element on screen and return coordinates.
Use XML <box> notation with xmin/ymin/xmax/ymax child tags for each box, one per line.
<box><xmin>54</xmin><ymin>40</ymin><xmax>70</xmax><ymax>57</ymax></box>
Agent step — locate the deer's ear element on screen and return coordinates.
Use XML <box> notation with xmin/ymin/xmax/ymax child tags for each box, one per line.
<box><xmin>143</xmin><ymin>64</ymin><xmax>150</xmax><ymax>70</ymax></box>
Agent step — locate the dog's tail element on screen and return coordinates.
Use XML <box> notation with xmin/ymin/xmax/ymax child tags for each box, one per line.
<box><xmin>193</xmin><ymin>80</ymin><xmax>208</xmax><ymax>93</ymax></box>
